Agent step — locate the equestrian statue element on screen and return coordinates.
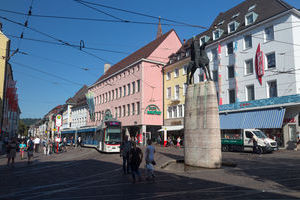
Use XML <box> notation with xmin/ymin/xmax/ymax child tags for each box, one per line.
<box><xmin>186</xmin><ymin>37</ymin><xmax>212</xmax><ymax>85</ymax></box>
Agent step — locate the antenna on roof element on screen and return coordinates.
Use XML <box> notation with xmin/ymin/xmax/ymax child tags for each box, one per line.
<box><xmin>156</xmin><ymin>16</ymin><xmax>163</xmax><ymax>39</ymax></box>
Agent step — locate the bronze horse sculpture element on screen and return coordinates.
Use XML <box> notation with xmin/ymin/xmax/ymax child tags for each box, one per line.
<box><xmin>186</xmin><ymin>37</ymin><xmax>212</xmax><ymax>85</ymax></box>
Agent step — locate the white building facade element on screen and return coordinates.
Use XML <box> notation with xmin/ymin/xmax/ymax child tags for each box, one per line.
<box><xmin>192</xmin><ymin>0</ymin><xmax>300</xmax><ymax>149</ymax></box>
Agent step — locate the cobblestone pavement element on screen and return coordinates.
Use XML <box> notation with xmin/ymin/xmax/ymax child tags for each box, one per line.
<box><xmin>0</xmin><ymin>146</ymin><xmax>300</xmax><ymax>200</ymax></box>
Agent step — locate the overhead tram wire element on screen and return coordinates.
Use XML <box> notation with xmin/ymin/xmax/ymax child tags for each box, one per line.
<box><xmin>74</xmin><ymin>0</ymin><xmax>208</xmax><ymax>29</ymax></box>
<box><xmin>0</xmin><ymin>16</ymin><xmax>111</xmax><ymax>64</ymax></box>
<box><xmin>11</xmin><ymin>61</ymin><xmax>84</xmax><ymax>86</ymax></box>
<box><xmin>17</xmin><ymin>0</ymin><xmax>34</xmax><ymax>50</ymax></box>
<box><xmin>0</xmin><ymin>8</ymin><xmax>202</xmax><ymax>27</ymax></box>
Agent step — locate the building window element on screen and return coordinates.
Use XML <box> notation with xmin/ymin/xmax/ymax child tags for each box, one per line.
<box><xmin>228</xmin><ymin>21</ymin><xmax>239</xmax><ymax>33</ymax></box>
<box><xmin>213</xmin><ymin>29</ymin><xmax>223</xmax><ymax>40</ymax></box>
<box><xmin>186</xmin><ymin>49</ymin><xmax>190</xmax><ymax>57</ymax></box>
<box><xmin>227</xmin><ymin>42</ymin><xmax>233</xmax><ymax>55</ymax></box>
<box><xmin>127</xmin><ymin>104</ymin><xmax>130</xmax><ymax>116</ymax></box>
<box><xmin>137</xmin><ymin>102</ymin><xmax>140</xmax><ymax>115</ymax></box>
<box><xmin>175</xmin><ymin>85</ymin><xmax>180</xmax><ymax>99</ymax></box>
<box><xmin>213</xmin><ymin>70</ymin><xmax>218</xmax><ymax>82</ymax></box>
<box><xmin>167</xmin><ymin>72</ymin><xmax>171</xmax><ymax>80</ymax></box>
<box><xmin>105</xmin><ymin>93</ymin><xmax>107</xmax><ymax>103</ymax></box>
<box><xmin>123</xmin><ymin>105</ymin><xmax>126</xmax><ymax>117</ymax></box>
<box><xmin>108</xmin><ymin>91</ymin><xmax>111</xmax><ymax>102</ymax></box>
<box><xmin>167</xmin><ymin>87</ymin><xmax>171</xmax><ymax>99</ymax></box>
<box><xmin>174</xmin><ymin>68</ymin><xmax>179</xmax><ymax>78</ymax></box>
<box><xmin>212</xmin><ymin>48</ymin><xmax>218</xmax><ymax>61</ymax></box>
<box><xmin>245</xmin><ymin>12</ymin><xmax>258</xmax><ymax>26</ymax></box>
<box><xmin>99</xmin><ymin>95</ymin><xmax>102</xmax><ymax>104</ymax></box>
<box><xmin>246</xmin><ymin>85</ymin><xmax>255</xmax><ymax>101</ymax></box>
<box><xmin>132</xmin><ymin>103</ymin><xmax>135</xmax><ymax>115</ymax></box>
<box><xmin>229</xmin><ymin>89</ymin><xmax>236</xmax><ymax>104</ymax></box>
<box><xmin>127</xmin><ymin>84</ymin><xmax>131</xmax><ymax>95</ymax></box>
<box><xmin>137</xmin><ymin>80</ymin><xmax>140</xmax><ymax>92</ymax></box>
<box><xmin>200</xmin><ymin>36</ymin><xmax>210</xmax><ymax>45</ymax></box>
<box><xmin>123</xmin><ymin>85</ymin><xmax>126</xmax><ymax>97</ymax></box>
<box><xmin>115</xmin><ymin>89</ymin><xmax>118</xmax><ymax>99</ymax></box>
<box><xmin>115</xmin><ymin>107</ymin><xmax>118</xmax><ymax>118</ymax></box>
<box><xmin>228</xmin><ymin>65</ymin><xmax>235</xmax><ymax>79</ymax></box>
<box><xmin>132</xmin><ymin>82</ymin><xmax>135</xmax><ymax>94</ymax></box>
<box><xmin>112</xmin><ymin>90</ymin><xmax>114</xmax><ymax>100</ymax></box>
<box><xmin>178</xmin><ymin>105</ymin><xmax>183</xmax><ymax>117</ymax></box>
<box><xmin>199</xmin><ymin>73</ymin><xmax>204</xmax><ymax>82</ymax></box>
<box><xmin>265</xmin><ymin>26</ymin><xmax>274</xmax><ymax>42</ymax></box>
<box><xmin>183</xmin><ymin>65</ymin><xmax>187</xmax><ymax>75</ymax></box>
<box><xmin>244</xmin><ymin>35</ymin><xmax>252</xmax><ymax>49</ymax></box>
<box><xmin>245</xmin><ymin>59</ymin><xmax>253</xmax><ymax>75</ymax></box>
<box><xmin>267</xmin><ymin>80</ymin><xmax>277</xmax><ymax>98</ymax></box>
<box><xmin>266</xmin><ymin>52</ymin><xmax>276</xmax><ymax>69</ymax></box>
<box><xmin>173</xmin><ymin>106</ymin><xmax>178</xmax><ymax>118</ymax></box>
<box><xmin>168</xmin><ymin>107</ymin><xmax>172</xmax><ymax>118</ymax></box>
<box><xmin>119</xmin><ymin>87</ymin><xmax>122</xmax><ymax>98</ymax></box>
<box><xmin>183</xmin><ymin>83</ymin><xmax>187</xmax><ymax>96</ymax></box>
<box><xmin>118</xmin><ymin>106</ymin><xmax>121</xmax><ymax>118</ymax></box>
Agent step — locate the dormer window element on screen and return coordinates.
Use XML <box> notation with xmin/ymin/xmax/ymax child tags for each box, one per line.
<box><xmin>185</xmin><ymin>49</ymin><xmax>190</xmax><ymax>57</ymax></box>
<box><xmin>177</xmin><ymin>55</ymin><xmax>181</xmax><ymax>60</ymax></box>
<box><xmin>228</xmin><ymin>21</ymin><xmax>240</xmax><ymax>33</ymax></box>
<box><xmin>200</xmin><ymin>35</ymin><xmax>210</xmax><ymax>46</ymax></box>
<box><xmin>245</xmin><ymin>12</ymin><xmax>258</xmax><ymax>26</ymax></box>
<box><xmin>232</xmin><ymin>13</ymin><xmax>240</xmax><ymax>19</ymax></box>
<box><xmin>213</xmin><ymin>29</ymin><xmax>224</xmax><ymax>40</ymax></box>
<box><xmin>217</xmin><ymin>20</ymin><xmax>224</xmax><ymax>26</ymax></box>
<box><xmin>248</xmin><ymin>4</ymin><xmax>256</xmax><ymax>11</ymax></box>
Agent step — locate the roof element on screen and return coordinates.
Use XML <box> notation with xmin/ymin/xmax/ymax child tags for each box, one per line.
<box><xmin>167</xmin><ymin>0</ymin><xmax>293</xmax><ymax>65</ymax></box>
<box><xmin>66</xmin><ymin>85</ymin><xmax>88</xmax><ymax>105</ymax></box>
<box><xmin>94</xmin><ymin>29</ymin><xmax>175</xmax><ymax>85</ymax></box>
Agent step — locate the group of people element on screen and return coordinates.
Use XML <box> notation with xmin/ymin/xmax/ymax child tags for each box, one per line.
<box><xmin>120</xmin><ymin>135</ymin><xmax>156</xmax><ymax>183</ymax></box>
<box><xmin>6</xmin><ymin>137</ymin><xmax>35</xmax><ymax>167</ymax></box>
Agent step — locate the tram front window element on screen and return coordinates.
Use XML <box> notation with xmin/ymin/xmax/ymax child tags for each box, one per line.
<box><xmin>105</xmin><ymin>127</ymin><xmax>121</xmax><ymax>145</ymax></box>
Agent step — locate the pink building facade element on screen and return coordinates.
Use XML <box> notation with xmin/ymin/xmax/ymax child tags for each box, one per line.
<box><xmin>88</xmin><ymin>29</ymin><xmax>181</xmax><ymax>144</ymax></box>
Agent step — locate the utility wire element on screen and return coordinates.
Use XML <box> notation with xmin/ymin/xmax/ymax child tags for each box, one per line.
<box><xmin>11</xmin><ymin>61</ymin><xmax>84</xmax><ymax>86</ymax></box>
<box><xmin>75</xmin><ymin>0</ymin><xmax>126</xmax><ymax>22</ymax></box>
<box><xmin>0</xmin><ymin>8</ymin><xmax>202</xmax><ymax>27</ymax></box>
<box><xmin>0</xmin><ymin>16</ymin><xmax>111</xmax><ymax>63</ymax></box>
<box><xmin>75</xmin><ymin>0</ymin><xmax>208</xmax><ymax>29</ymax></box>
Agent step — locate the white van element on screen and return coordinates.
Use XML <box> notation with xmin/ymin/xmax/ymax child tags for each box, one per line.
<box><xmin>221</xmin><ymin>129</ymin><xmax>278</xmax><ymax>153</ymax></box>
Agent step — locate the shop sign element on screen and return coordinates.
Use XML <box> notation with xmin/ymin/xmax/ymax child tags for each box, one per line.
<box><xmin>145</xmin><ymin>104</ymin><xmax>161</xmax><ymax>115</ymax></box>
<box><xmin>283</xmin><ymin>118</ymin><xmax>296</xmax><ymax>123</ymax></box>
<box><xmin>255</xmin><ymin>43</ymin><xmax>265</xmax><ymax>85</ymax></box>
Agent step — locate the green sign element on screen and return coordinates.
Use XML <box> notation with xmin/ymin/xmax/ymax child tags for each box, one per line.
<box><xmin>145</xmin><ymin>104</ymin><xmax>161</xmax><ymax>115</ymax></box>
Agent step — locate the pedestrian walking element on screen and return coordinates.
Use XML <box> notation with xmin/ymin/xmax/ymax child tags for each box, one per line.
<box><xmin>252</xmin><ymin>134</ymin><xmax>259</xmax><ymax>154</ymax></box>
<box><xmin>120</xmin><ymin>135</ymin><xmax>132</xmax><ymax>175</ymax></box>
<box><xmin>34</xmin><ymin>137</ymin><xmax>40</xmax><ymax>153</ymax></box>
<box><xmin>77</xmin><ymin>136</ymin><xmax>82</xmax><ymax>148</ymax></box>
<box><xmin>176</xmin><ymin>136</ymin><xmax>181</xmax><ymax>148</ymax></box>
<box><xmin>27</xmin><ymin>137</ymin><xmax>34</xmax><ymax>164</ymax></box>
<box><xmin>19</xmin><ymin>140</ymin><xmax>26</xmax><ymax>160</ymax></box>
<box><xmin>63</xmin><ymin>136</ymin><xmax>67</xmax><ymax>152</ymax></box>
<box><xmin>129</xmin><ymin>142</ymin><xmax>143</xmax><ymax>183</ymax></box>
<box><xmin>296</xmin><ymin>131</ymin><xmax>300</xmax><ymax>151</ymax></box>
<box><xmin>145</xmin><ymin>140</ymin><xmax>156</xmax><ymax>181</ymax></box>
<box><xmin>42</xmin><ymin>139</ymin><xmax>48</xmax><ymax>155</ymax></box>
<box><xmin>47</xmin><ymin>139</ymin><xmax>52</xmax><ymax>155</ymax></box>
<box><xmin>7</xmin><ymin>138</ymin><xmax>17</xmax><ymax>168</ymax></box>
<box><xmin>70</xmin><ymin>136</ymin><xmax>74</xmax><ymax>148</ymax></box>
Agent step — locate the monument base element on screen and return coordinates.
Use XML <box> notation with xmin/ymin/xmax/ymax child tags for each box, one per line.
<box><xmin>184</xmin><ymin>81</ymin><xmax>222</xmax><ymax>169</ymax></box>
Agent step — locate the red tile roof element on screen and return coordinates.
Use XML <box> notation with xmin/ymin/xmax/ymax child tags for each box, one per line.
<box><xmin>93</xmin><ymin>29</ymin><xmax>175</xmax><ymax>85</ymax></box>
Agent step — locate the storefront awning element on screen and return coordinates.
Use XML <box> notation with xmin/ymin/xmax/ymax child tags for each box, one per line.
<box><xmin>220</xmin><ymin>108</ymin><xmax>286</xmax><ymax>129</ymax></box>
<box><xmin>158</xmin><ymin>125</ymin><xmax>184</xmax><ymax>132</ymax></box>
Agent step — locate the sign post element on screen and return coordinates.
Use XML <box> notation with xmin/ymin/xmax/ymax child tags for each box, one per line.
<box><xmin>56</xmin><ymin>114</ymin><xmax>62</xmax><ymax>153</ymax></box>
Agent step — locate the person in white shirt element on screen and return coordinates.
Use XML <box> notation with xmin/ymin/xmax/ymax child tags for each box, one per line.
<box><xmin>145</xmin><ymin>140</ymin><xmax>156</xmax><ymax>181</ymax></box>
<box><xmin>34</xmin><ymin>137</ymin><xmax>41</xmax><ymax>153</ymax></box>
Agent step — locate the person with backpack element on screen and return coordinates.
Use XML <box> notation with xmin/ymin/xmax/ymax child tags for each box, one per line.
<box><xmin>7</xmin><ymin>138</ymin><xmax>17</xmax><ymax>168</ymax></box>
<box><xmin>129</xmin><ymin>142</ymin><xmax>143</xmax><ymax>183</ymax></box>
<box><xmin>27</xmin><ymin>137</ymin><xmax>34</xmax><ymax>164</ymax></box>
<box><xmin>120</xmin><ymin>135</ymin><xmax>132</xmax><ymax>175</ymax></box>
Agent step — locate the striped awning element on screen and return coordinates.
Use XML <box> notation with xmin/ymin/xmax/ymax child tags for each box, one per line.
<box><xmin>220</xmin><ymin>108</ymin><xmax>286</xmax><ymax>129</ymax></box>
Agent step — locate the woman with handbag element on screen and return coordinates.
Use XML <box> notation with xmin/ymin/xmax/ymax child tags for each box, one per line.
<box><xmin>145</xmin><ymin>140</ymin><xmax>156</xmax><ymax>181</ymax></box>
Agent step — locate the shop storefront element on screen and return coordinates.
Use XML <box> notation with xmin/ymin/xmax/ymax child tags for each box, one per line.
<box><xmin>219</xmin><ymin>95</ymin><xmax>300</xmax><ymax>149</ymax></box>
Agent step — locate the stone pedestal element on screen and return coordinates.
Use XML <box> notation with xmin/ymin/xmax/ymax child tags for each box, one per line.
<box><xmin>184</xmin><ymin>81</ymin><xmax>222</xmax><ymax>169</ymax></box>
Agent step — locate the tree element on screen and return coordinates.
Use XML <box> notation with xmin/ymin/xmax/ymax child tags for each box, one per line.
<box><xmin>18</xmin><ymin>120</ymin><xmax>29</xmax><ymax>137</ymax></box>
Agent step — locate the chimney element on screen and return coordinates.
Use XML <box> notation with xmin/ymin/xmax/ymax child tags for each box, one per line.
<box><xmin>104</xmin><ymin>63</ymin><xmax>111</xmax><ymax>73</ymax></box>
<box><xmin>183</xmin><ymin>39</ymin><xmax>186</xmax><ymax>44</ymax></box>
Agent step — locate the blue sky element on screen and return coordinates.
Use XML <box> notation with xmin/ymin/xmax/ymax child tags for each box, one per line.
<box><xmin>1</xmin><ymin>0</ymin><xmax>299</xmax><ymax>118</ymax></box>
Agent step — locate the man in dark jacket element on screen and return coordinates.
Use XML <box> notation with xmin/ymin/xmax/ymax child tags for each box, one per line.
<box><xmin>129</xmin><ymin>142</ymin><xmax>143</xmax><ymax>183</ymax></box>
